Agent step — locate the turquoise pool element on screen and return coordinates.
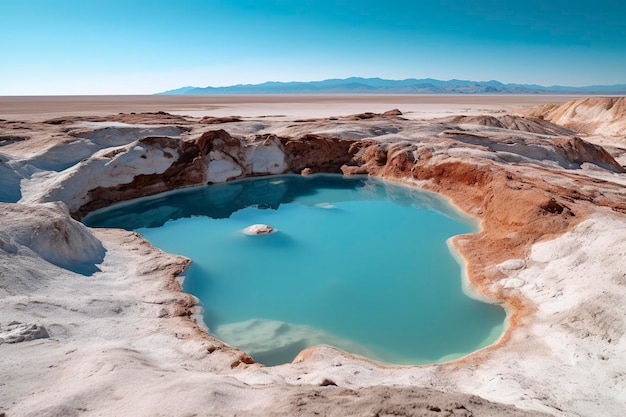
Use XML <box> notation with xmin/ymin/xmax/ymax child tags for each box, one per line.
<box><xmin>84</xmin><ymin>175</ymin><xmax>506</xmax><ymax>366</ymax></box>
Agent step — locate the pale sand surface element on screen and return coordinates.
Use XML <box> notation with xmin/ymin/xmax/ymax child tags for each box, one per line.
<box><xmin>0</xmin><ymin>94</ymin><xmax>579</xmax><ymax>121</ymax></box>
<box><xmin>1</xmin><ymin>95</ymin><xmax>625</xmax><ymax>417</ymax></box>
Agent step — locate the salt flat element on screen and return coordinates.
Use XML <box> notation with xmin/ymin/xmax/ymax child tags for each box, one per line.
<box><xmin>1</xmin><ymin>95</ymin><xmax>625</xmax><ymax>417</ymax></box>
<box><xmin>0</xmin><ymin>94</ymin><xmax>576</xmax><ymax>121</ymax></box>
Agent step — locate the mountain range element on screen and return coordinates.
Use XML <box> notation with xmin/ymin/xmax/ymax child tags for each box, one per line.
<box><xmin>157</xmin><ymin>77</ymin><xmax>626</xmax><ymax>95</ymax></box>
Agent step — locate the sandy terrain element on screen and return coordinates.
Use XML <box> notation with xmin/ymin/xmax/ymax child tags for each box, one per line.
<box><xmin>1</xmin><ymin>95</ymin><xmax>625</xmax><ymax>417</ymax></box>
<box><xmin>0</xmin><ymin>94</ymin><xmax>578</xmax><ymax>121</ymax></box>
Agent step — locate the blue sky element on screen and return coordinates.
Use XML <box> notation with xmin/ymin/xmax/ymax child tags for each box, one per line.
<box><xmin>1</xmin><ymin>0</ymin><xmax>625</xmax><ymax>95</ymax></box>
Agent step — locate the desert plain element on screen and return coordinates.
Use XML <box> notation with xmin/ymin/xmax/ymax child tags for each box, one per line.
<box><xmin>1</xmin><ymin>94</ymin><xmax>625</xmax><ymax>417</ymax></box>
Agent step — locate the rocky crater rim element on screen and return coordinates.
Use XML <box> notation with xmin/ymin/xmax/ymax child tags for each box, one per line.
<box><xmin>10</xmin><ymin>106</ymin><xmax>626</xmax><ymax>369</ymax></box>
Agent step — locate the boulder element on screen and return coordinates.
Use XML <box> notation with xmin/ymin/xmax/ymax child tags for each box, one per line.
<box><xmin>242</xmin><ymin>224</ymin><xmax>276</xmax><ymax>235</ymax></box>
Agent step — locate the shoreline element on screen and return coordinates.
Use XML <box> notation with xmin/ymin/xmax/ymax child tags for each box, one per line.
<box><xmin>89</xmin><ymin>171</ymin><xmax>508</xmax><ymax>368</ymax></box>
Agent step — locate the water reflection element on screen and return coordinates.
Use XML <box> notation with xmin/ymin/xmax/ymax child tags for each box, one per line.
<box><xmin>83</xmin><ymin>174</ymin><xmax>472</xmax><ymax>228</ymax></box>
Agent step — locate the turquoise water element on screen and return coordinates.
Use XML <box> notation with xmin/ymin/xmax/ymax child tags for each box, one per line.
<box><xmin>84</xmin><ymin>175</ymin><xmax>506</xmax><ymax>366</ymax></box>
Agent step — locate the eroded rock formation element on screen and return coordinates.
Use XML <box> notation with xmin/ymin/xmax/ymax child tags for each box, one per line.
<box><xmin>22</xmin><ymin>129</ymin><xmax>363</xmax><ymax>217</ymax></box>
<box><xmin>527</xmin><ymin>96</ymin><xmax>626</xmax><ymax>137</ymax></box>
<box><xmin>0</xmin><ymin>202</ymin><xmax>105</xmax><ymax>275</ymax></box>
<box><xmin>436</xmin><ymin>114</ymin><xmax>576</xmax><ymax>136</ymax></box>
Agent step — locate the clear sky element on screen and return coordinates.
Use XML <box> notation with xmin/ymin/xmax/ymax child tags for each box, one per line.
<box><xmin>1</xmin><ymin>0</ymin><xmax>625</xmax><ymax>95</ymax></box>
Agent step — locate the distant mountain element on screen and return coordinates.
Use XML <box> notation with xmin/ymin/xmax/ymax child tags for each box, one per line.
<box><xmin>157</xmin><ymin>77</ymin><xmax>626</xmax><ymax>95</ymax></box>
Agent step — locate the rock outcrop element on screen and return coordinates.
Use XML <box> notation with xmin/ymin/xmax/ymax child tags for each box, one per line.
<box><xmin>0</xmin><ymin>322</ymin><xmax>49</xmax><ymax>344</ymax></box>
<box><xmin>21</xmin><ymin>136</ymin><xmax>182</xmax><ymax>214</ymax></box>
<box><xmin>553</xmin><ymin>135</ymin><xmax>625</xmax><ymax>173</ymax></box>
<box><xmin>281</xmin><ymin>134</ymin><xmax>363</xmax><ymax>174</ymax></box>
<box><xmin>200</xmin><ymin>116</ymin><xmax>242</xmax><ymax>124</ymax></box>
<box><xmin>24</xmin><ymin>130</ymin><xmax>362</xmax><ymax>218</ymax></box>
<box><xmin>293</xmin><ymin>109</ymin><xmax>406</xmax><ymax>123</ymax></box>
<box><xmin>439</xmin><ymin>131</ymin><xmax>625</xmax><ymax>173</ymax></box>
<box><xmin>28</xmin><ymin>124</ymin><xmax>189</xmax><ymax>171</ymax></box>
<box><xmin>0</xmin><ymin>202</ymin><xmax>105</xmax><ymax>275</ymax></box>
<box><xmin>527</xmin><ymin>96</ymin><xmax>626</xmax><ymax>137</ymax></box>
<box><xmin>44</xmin><ymin>111</ymin><xmax>193</xmax><ymax>126</ymax></box>
<box><xmin>0</xmin><ymin>152</ymin><xmax>26</xmax><ymax>202</ymax></box>
<box><xmin>438</xmin><ymin>114</ymin><xmax>576</xmax><ymax>136</ymax></box>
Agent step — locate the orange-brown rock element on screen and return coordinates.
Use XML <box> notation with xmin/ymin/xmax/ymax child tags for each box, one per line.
<box><xmin>280</xmin><ymin>134</ymin><xmax>362</xmax><ymax>174</ymax></box>
<box><xmin>344</xmin><ymin>138</ymin><xmax>626</xmax><ymax>328</ymax></box>
<box><xmin>74</xmin><ymin>131</ymin><xmax>362</xmax><ymax>217</ymax></box>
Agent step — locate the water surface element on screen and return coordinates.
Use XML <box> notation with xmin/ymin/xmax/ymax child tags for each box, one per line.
<box><xmin>85</xmin><ymin>175</ymin><xmax>506</xmax><ymax>366</ymax></box>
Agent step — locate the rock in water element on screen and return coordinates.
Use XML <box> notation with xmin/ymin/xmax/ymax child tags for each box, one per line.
<box><xmin>242</xmin><ymin>224</ymin><xmax>276</xmax><ymax>235</ymax></box>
